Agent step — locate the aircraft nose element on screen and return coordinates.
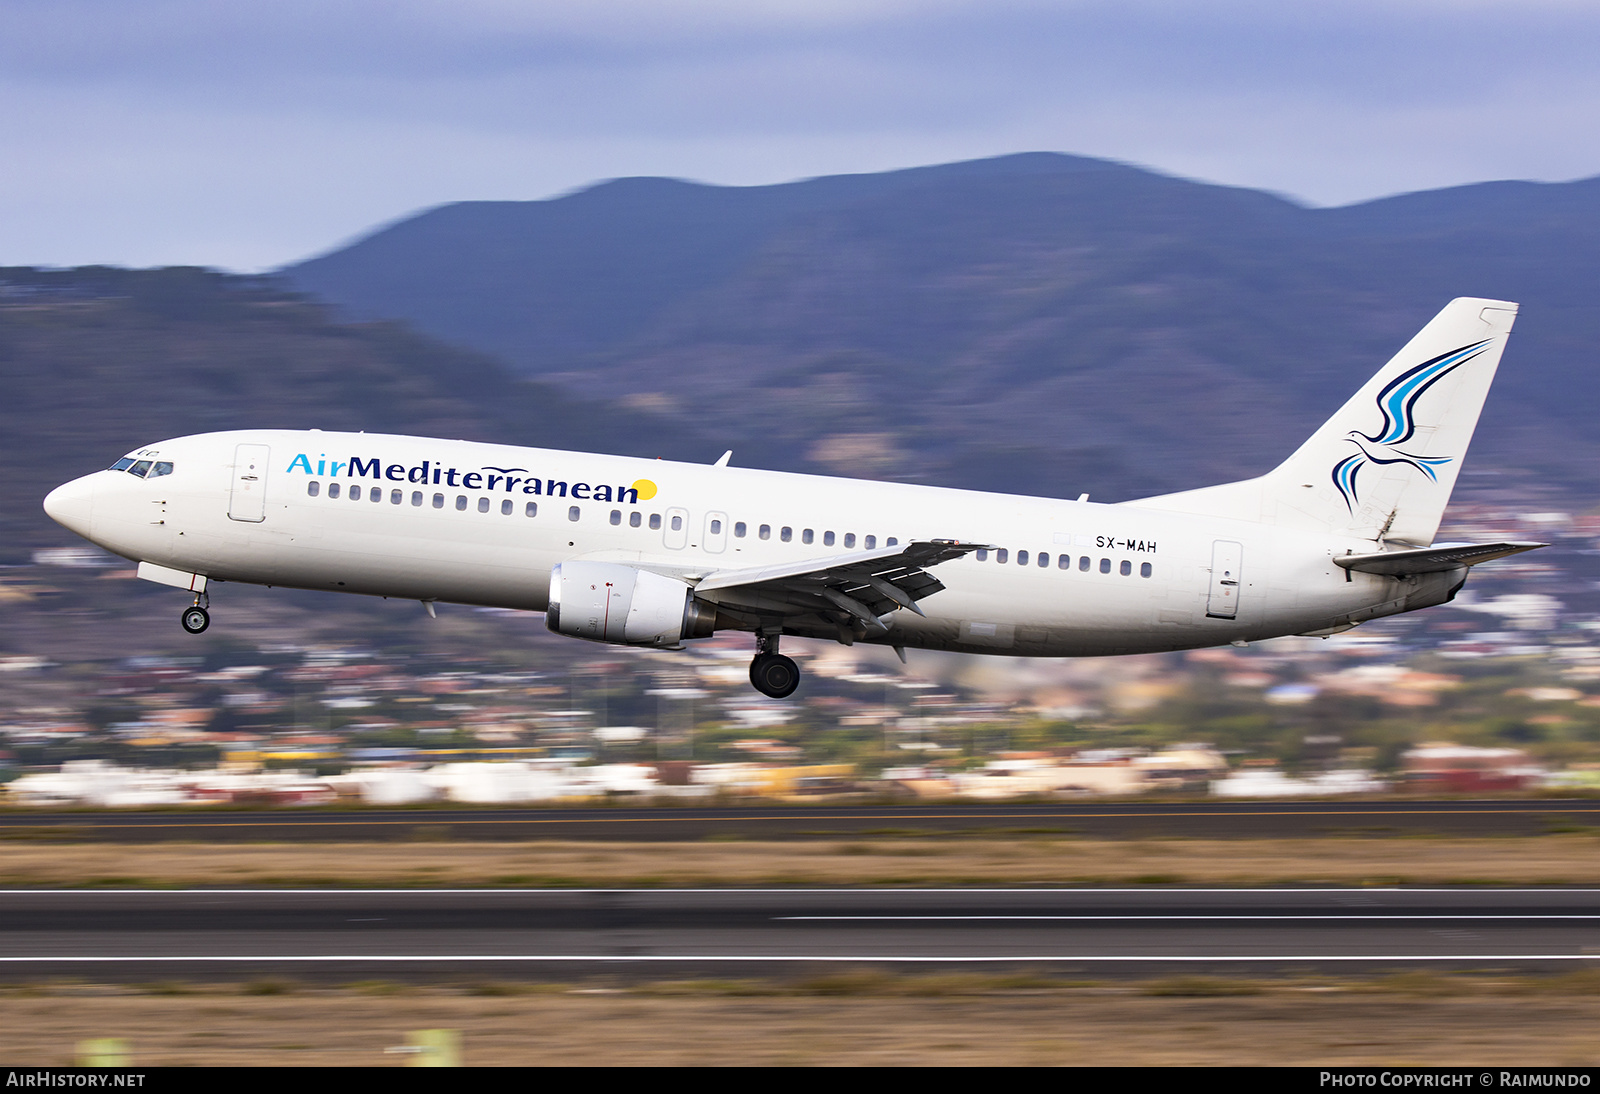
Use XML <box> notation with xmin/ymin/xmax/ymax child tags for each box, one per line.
<box><xmin>43</xmin><ymin>474</ymin><xmax>98</xmax><ymax>539</ymax></box>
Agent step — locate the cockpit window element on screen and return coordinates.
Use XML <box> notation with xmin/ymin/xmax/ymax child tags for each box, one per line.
<box><xmin>111</xmin><ymin>456</ymin><xmax>172</xmax><ymax>478</ymax></box>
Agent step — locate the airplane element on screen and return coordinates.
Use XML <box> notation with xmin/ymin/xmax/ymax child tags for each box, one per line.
<box><xmin>42</xmin><ymin>297</ymin><xmax>1543</xmax><ymax>699</ymax></box>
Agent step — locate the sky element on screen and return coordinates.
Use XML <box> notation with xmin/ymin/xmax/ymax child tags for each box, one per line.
<box><xmin>2</xmin><ymin>0</ymin><xmax>1598</xmax><ymax>271</ymax></box>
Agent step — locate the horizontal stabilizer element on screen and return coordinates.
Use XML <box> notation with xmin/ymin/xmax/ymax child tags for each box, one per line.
<box><xmin>1333</xmin><ymin>541</ymin><xmax>1545</xmax><ymax>577</ymax></box>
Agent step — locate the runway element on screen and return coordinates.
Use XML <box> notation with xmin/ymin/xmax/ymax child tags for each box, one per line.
<box><xmin>1</xmin><ymin>887</ymin><xmax>1597</xmax><ymax>979</ymax></box>
<box><xmin>1</xmin><ymin>798</ymin><xmax>1597</xmax><ymax>841</ymax></box>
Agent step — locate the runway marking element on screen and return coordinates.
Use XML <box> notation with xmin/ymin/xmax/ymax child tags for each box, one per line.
<box><xmin>0</xmin><ymin>954</ymin><xmax>1594</xmax><ymax>964</ymax></box>
<box><xmin>778</xmin><ymin>914</ymin><xmax>1600</xmax><ymax>921</ymax></box>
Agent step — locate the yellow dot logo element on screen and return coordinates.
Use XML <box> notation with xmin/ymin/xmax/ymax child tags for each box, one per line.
<box><xmin>631</xmin><ymin>478</ymin><xmax>658</xmax><ymax>501</ymax></box>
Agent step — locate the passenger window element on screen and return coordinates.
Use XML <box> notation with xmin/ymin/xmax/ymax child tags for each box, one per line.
<box><xmin>1140</xmin><ymin>562</ymin><xmax>1153</xmax><ymax>578</ymax></box>
<box><xmin>150</xmin><ymin>462</ymin><xmax>174</xmax><ymax>478</ymax></box>
<box><xmin>996</xmin><ymin>549</ymin><xmax>1008</xmax><ymax>564</ymax></box>
<box><xmin>329</xmin><ymin>483</ymin><xmax>341</xmax><ymax>499</ymax></box>
<box><xmin>886</xmin><ymin>538</ymin><xmax>897</xmax><ymax>547</ymax></box>
<box><xmin>433</xmin><ymin>493</ymin><xmax>444</xmax><ymax>508</ymax></box>
<box><xmin>759</xmin><ymin>524</ymin><xmax>771</xmax><ymax>540</ymax></box>
<box><xmin>1039</xmin><ymin>552</ymin><xmax>1049</xmax><ymax>567</ymax></box>
<box><xmin>802</xmin><ymin>529</ymin><xmax>814</xmax><ymax>544</ymax></box>
<box><xmin>526</xmin><ymin>502</ymin><xmax>538</xmax><ymax>517</ymax></box>
<box><xmin>477</xmin><ymin>497</ymin><xmax>489</xmax><ymax>513</ymax></box>
<box><xmin>128</xmin><ymin>461</ymin><xmax>152</xmax><ymax>478</ymax></box>
<box><xmin>671</xmin><ymin>514</ymin><xmax>682</xmax><ymax>531</ymax></box>
<box><xmin>372</xmin><ymin>488</ymin><xmax>382</xmax><ymax>503</ymax></box>
<box><xmin>844</xmin><ymin>533</ymin><xmax>855</xmax><ymax>549</ymax></box>
<box><xmin>976</xmin><ymin>549</ymin><xmax>988</xmax><ymax>562</ymax></box>
<box><xmin>1017</xmin><ymin>550</ymin><xmax>1028</xmax><ymax>566</ymax></box>
<box><xmin>734</xmin><ymin>522</ymin><xmax>746</xmax><ymax>538</ymax></box>
<box><xmin>1079</xmin><ymin>556</ymin><xmax>1090</xmax><ymax>572</ymax></box>
<box><xmin>1100</xmin><ymin>558</ymin><xmax>1111</xmax><ymax>573</ymax></box>
<box><xmin>865</xmin><ymin>535</ymin><xmax>876</xmax><ymax>549</ymax></box>
<box><xmin>610</xmin><ymin>510</ymin><xmax>621</xmax><ymax>525</ymax></box>
<box><xmin>455</xmin><ymin>495</ymin><xmax>467</xmax><ymax>510</ymax></box>
<box><xmin>391</xmin><ymin>489</ymin><xmax>402</xmax><ymax>505</ymax></box>
<box><xmin>710</xmin><ymin>519</ymin><xmax>722</xmax><ymax>535</ymax></box>
<box><xmin>412</xmin><ymin>491</ymin><xmax>423</xmax><ymax>506</ymax></box>
<box><xmin>307</xmin><ymin>481</ymin><xmax>320</xmax><ymax>497</ymax></box>
<box><xmin>569</xmin><ymin>506</ymin><xmax>581</xmax><ymax>522</ymax></box>
<box><xmin>823</xmin><ymin>531</ymin><xmax>834</xmax><ymax>546</ymax></box>
<box><xmin>1120</xmin><ymin>560</ymin><xmax>1132</xmax><ymax>576</ymax></box>
<box><xmin>650</xmin><ymin>514</ymin><xmax>661</xmax><ymax>530</ymax></box>
<box><xmin>350</xmin><ymin>485</ymin><xmax>362</xmax><ymax>501</ymax></box>
<box><xmin>629</xmin><ymin>512</ymin><xmax>641</xmax><ymax>527</ymax></box>
<box><xmin>781</xmin><ymin>527</ymin><xmax>793</xmax><ymax>543</ymax></box>
<box><xmin>502</xmin><ymin>499</ymin><xmax>513</xmax><ymax>515</ymax></box>
<box><xmin>1058</xmin><ymin>554</ymin><xmax>1070</xmax><ymax>570</ymax></box>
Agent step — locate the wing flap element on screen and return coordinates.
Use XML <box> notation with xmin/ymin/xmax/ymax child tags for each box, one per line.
<box><xmin>694</xmin><ymin>539</ymin><xmax>988</xmax><ymax>626</ymax></box>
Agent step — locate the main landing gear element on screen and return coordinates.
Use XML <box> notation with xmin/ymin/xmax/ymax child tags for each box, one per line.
<box><xmin>180</xmin><ymin>593</ymin><xmax>210</xmax><ymax>634</ymax></box>
<box><xmin>749</xmin><ymin>632</ymin><xmax>800</xmax><ymax>699</ymax></box>
<box><xmin>750</xmin><ymin>653</ymin><xmax>799</xmax><ymax>698</ymax></box>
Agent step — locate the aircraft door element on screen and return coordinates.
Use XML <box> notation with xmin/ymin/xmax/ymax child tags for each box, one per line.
<box><xmin>228</xmin><ymin>444</ymin><xmax>270</xmax><ymax>523</ymax></box>
<box><xmin>703</xmin><ymin>511</ymin><xmax>728</xmax><ymax>554</ymax></box>
<box><xmin>663</xmin><ymin>507</ymin><xmax>690</xmax><ymax>550</ymax></box>
<box><xmin>1206</xmin><ymin>540</ymin><xmax>1242</xmax><ymax>619</ymax></box>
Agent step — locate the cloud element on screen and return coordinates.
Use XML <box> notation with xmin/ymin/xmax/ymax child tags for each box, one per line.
<box><xmin>1</xmin><ymin>1</ymin><xmax>1598</xmax><ymax>268</ymax></box>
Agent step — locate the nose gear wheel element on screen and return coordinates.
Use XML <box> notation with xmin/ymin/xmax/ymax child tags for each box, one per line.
<box><xmin>181</xmin><ymin>605</ymin><xmax>210</xmax><ymax>634</ymax></box>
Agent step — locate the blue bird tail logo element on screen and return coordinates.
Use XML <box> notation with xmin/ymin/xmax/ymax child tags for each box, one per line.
<box><xmin>1331</xmin><ymin>340</ymin><xmax>1491</xmax><ymax>512</ymax></box>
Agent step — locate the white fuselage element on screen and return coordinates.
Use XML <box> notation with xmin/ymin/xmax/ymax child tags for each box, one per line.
<box><xmin>45</xmin><ymin>429</ymin><xmax>1459</xmax><ymax>657</ymax></box>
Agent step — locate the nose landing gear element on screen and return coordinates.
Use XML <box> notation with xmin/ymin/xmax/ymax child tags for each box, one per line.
<box><xmin>180</xmin><ymin>592</ymin><xmax>210</xmax><ymax>634</ymax></box>
<box><xmin>749</xmin><ymin>631</ymin><xmax>799</xmax><ymax>698</ymax></box>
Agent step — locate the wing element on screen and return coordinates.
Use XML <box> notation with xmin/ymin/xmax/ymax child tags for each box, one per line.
<box><xmin>692</xmin><ymin>539</ymin><xmax>988</xmax><ymax>635</ymax></box>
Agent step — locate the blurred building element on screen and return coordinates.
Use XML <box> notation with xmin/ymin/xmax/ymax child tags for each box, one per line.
<box><xmin>1401</xmin><ymin>743</ymin><xmax>1546</xmax><ymax>793</ymax></box>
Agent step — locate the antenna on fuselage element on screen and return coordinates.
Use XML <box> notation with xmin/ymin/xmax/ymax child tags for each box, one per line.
<box><xmin>713</xmin><ymin>450</ymin><xmax>733</xmax><ymax>467</ymax></box>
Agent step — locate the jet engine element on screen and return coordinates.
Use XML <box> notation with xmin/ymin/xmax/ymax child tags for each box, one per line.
<box><xmin>546</xmin><ymin>561</ymin><xmax>717</xmax><ymax>647</ymax></box>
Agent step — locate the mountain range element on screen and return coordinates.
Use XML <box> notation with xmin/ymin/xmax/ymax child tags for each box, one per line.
<box><xmin>8</xmin><ymin>153</ymin><xmax>1598</xmax><ymax>562</ymax></box>
<box><xmin>283</xmin><ymin>152</ymin><xmax>1600</xmax><ymax>505</ymax></box>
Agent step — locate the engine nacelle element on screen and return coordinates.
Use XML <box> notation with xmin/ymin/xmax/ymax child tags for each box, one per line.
<box><xmin>546</xmin><ymin>561</ymin><xmax>717</xmax><ymax>647</ymax></box>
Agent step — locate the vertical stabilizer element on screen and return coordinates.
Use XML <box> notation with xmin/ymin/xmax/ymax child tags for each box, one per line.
<box><xmin>1130</xmin><ymin>298</ymin><xmax>1518</xmax><ymax>546</ymax></box>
